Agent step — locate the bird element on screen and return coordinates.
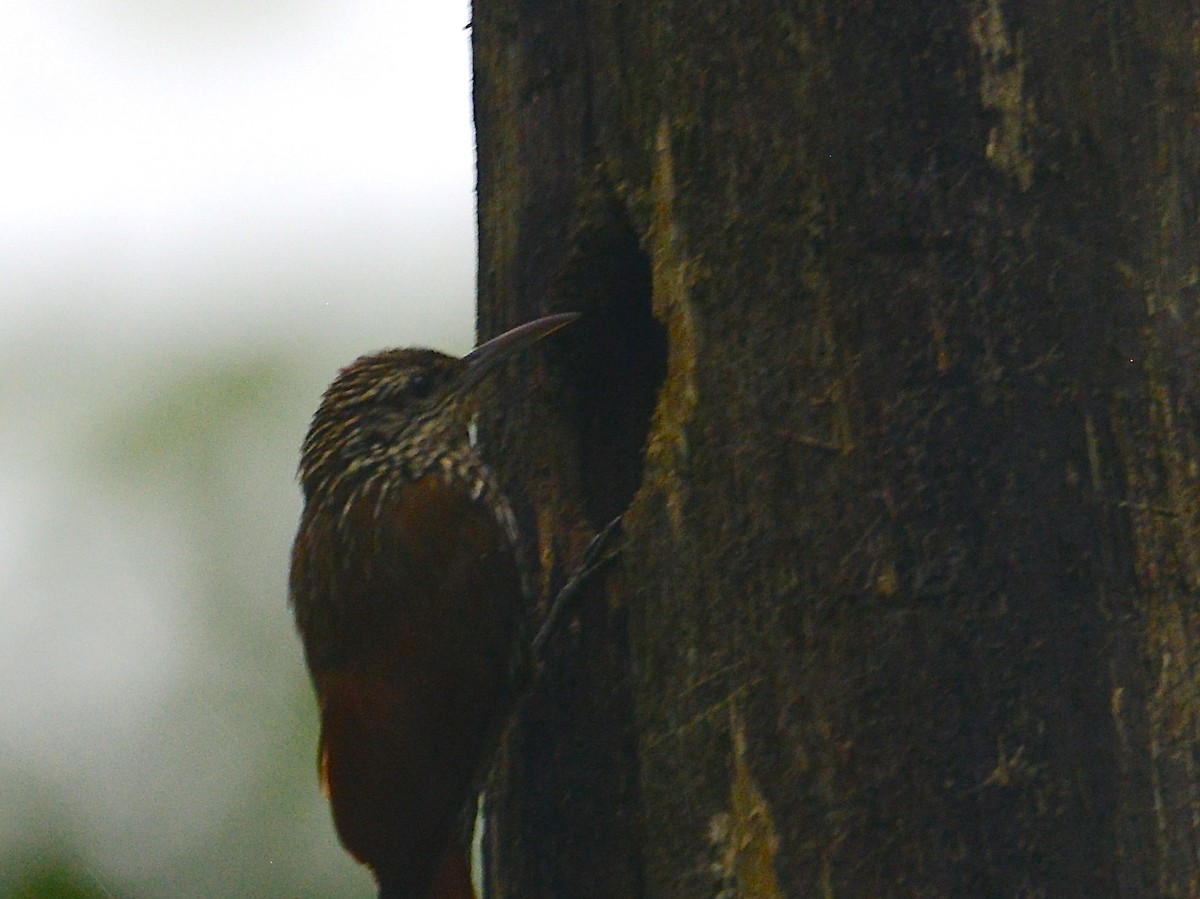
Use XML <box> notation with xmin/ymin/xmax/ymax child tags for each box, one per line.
<box><xmin>289</xmin><ymin>313</ymin><xmax>578</xmax><ymax>899</ymax></box>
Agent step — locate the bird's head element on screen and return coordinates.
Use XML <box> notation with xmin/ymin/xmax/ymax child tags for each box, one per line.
<box><xmin>298</xmin><ymin>313</ymin><xmax>577</xmax><ymax>501</ymax></box>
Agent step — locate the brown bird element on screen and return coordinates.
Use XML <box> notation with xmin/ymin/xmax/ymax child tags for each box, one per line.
<box><xmin>289</xmin><ymin>313</ymin><xmax>578</xmax><ymax>899</ymax></box>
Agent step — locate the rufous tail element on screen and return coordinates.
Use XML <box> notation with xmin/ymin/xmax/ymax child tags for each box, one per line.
<box><xmin>425</xmin><ymin>845</ymin><xmax>475</xmax><ymax>899</ymax></box>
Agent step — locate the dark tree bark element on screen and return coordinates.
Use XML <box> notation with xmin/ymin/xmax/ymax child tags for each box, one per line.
<box><xmin>472</xmin><ymin>2</ymin><xmax>1200</xmax><ymax>896</ymax></box>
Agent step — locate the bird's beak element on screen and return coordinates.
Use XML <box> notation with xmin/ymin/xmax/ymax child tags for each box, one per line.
<box><xmin>459</xmin><ymin>312</ymin><xmax>579</xmax><ymax>391</ymax></box>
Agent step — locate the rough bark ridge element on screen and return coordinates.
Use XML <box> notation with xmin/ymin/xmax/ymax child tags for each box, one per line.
<box><xmin>473</xmin><ymin>1</ymin><xmax>1200</xmax><ymax>896</ymax></box>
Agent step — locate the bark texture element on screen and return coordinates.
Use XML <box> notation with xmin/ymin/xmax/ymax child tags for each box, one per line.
<box><xmin>472</xmin><ymin>2</ymin><xmax>1200</xmax><ymax>896</ymax></box>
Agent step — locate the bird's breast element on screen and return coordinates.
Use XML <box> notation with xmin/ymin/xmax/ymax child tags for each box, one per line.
<box><xmin>289</xmin><ymin>470</ymin><xmax>530</xmax><ymax>892</ymax></box>
<box><xmin>292</xmin><ymin>469</ymin><xmax>528</xmax><ymax>682</ymax></box>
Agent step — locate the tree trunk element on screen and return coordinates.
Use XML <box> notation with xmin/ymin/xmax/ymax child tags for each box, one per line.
<box><xmin>472</xmin><ymin>1</ymin><xmax>1200</xmax><ymax>896</ymax></box>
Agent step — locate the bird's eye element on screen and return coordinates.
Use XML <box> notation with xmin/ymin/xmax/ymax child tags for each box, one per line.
<box><xmin>408</xmin><ymin>372</ymin><xmax>432</xmax><ymax>399</ymax></box>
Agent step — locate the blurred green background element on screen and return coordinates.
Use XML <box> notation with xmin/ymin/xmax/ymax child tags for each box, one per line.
<box><xmin>0</xmin><ymin>1</ymin><xmax>475</xmax><ymax>896</ymax></box>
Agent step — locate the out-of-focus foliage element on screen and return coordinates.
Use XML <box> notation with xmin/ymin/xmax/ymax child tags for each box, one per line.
<box><xmin>1</xmin><ymin>1</ymin><xmax>477</xmax><ymax>891</ymax></box>
<box><xmin>0</xmin><ymin>344</ymin><xmax>383</xmax><ymax>898</ymax></box>
<box><xmin>3</xmin><ymin>856</ymin><xmax>114</xmax><ymax>899</ymax></box>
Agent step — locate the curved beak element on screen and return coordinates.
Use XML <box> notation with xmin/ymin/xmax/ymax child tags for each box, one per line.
<box><xmin>459</xmin><ymin>312</ymin><xmax>579</xmax><ymax>391</ymax></box>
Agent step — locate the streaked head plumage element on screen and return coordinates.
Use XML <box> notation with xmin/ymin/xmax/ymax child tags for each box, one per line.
<box><xmin>299</xmin><ymin>348</ymin><xmax>469</xmax><ymax>502</ymax></box>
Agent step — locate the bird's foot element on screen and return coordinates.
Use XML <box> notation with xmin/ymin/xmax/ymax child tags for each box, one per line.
<box><xmin>532</xmin><ymin>514</ymin><xmax>625</xmax><ymax>656</ymax></box>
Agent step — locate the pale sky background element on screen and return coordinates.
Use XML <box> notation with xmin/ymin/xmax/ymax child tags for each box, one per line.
<box><xmin>2</xmin><ymin>0</ymin><xmax>476</xmax><ymax>349</ymax></box>
<box><xmin>0</xmin><ymin>1</ymin><xmax>476</xmax><ymax>895</ymax></box>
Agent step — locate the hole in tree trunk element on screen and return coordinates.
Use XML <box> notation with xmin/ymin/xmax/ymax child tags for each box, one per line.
<box><xmin>559</xmin><ymin>203</ymin><xmax>666</xmax><ymax>525</ymax></box>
